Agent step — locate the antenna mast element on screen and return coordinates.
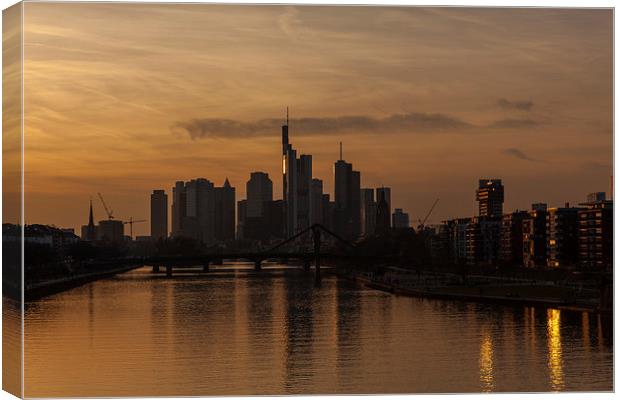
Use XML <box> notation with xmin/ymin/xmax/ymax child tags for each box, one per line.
<box><xmin>339</xmin><ymin>142</ymin><xmax>343</xmax><ymax>160</ymax></box>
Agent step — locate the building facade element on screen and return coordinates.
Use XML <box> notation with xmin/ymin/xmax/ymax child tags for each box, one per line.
<box><xmin>150</xmin><ymin>189</ymin><xmax>168</xmax><ymax>241</ymax></box>
<box><xmin>476</xmin><ymin>179</ymin><xmax>504</xmax><ymax>218</ymax></box>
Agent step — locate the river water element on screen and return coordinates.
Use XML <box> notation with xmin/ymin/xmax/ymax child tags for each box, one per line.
<box><xmin>21</xmin><ymin>264</ymin><xmax>612</xmax><ymax>396</ymax></box>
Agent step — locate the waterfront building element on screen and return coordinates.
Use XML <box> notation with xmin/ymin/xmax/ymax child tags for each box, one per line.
<box><xmin>578</xmin><ymin>195</ymin><xmax>613</xmax><ymax>271</ymax></box>
<box><xmin>392</xmin><ymin>208</ymin><xmax>410</xmax><ymax>229</ymax></box>
<box><xmin>444</xmin><ymin>217</ymin><xmax>470</xmax><ymax>265</ymax></box>
<box><xmin>333</xmin><ymin>144</ymin><xmax>361</xmax><ymax>240</ymax></box>
<box><xmin>80</xmin><ymin>200</ymin><xmax>97</xmax><ymax>241</ymax></box>
<box><xmin>476</xmin><ymin>179</ymin><xmax>504</xmax><ymax>218</ymax></box>
<box><xmin>322</xmin><ymin>194</ymin><xmax>334</xmax><ymax>232</ymax></box>
<box><xmin>546</xmin><ymin>204</ymin><xmax>582</xmax><ymax>268</ymax></box>
<box><xmin>361</xmin><ymin>188</ymin><xmax>376</xmax><ymax>237</ymax></box>
<box><xmin>523</xmin><ymin>204</ymin><xmax>548</xmax><ymax>268</ymax></box>
<box><xmin>150</xmin><ymin>189</ymin><xmax>168</xmax><ymax>241</ymax></box>
<box><xmin>236</xmin><ymin>200</ymin><xmax>247</xmax><ymax>240</ymax></box>
<box><xmin>465</xmin><ymin>216</ymin><xmax>501</xmax><ymax>265</ymax></box>
<box><xmin>499</xmin><ymin>210</ymin><xmax>529</xmax><ymax>266</ymax></box>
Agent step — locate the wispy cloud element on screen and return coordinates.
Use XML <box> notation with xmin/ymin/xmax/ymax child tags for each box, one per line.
<box><xmin>503</xmin><ymin>147</ymin><xmax>539</xmax><ymax>162</ymax></box>
<box><xmin>172</xmin><ymin>112</ymin><xmax>474</xmax><ymax>140</ymax></box>
<box><xmin>489</xmin><ymin>118</ymin><xmax>542</xmax><ymax>129</ymax></box>
<box><xmin>497</xmin><ymin>98</ymin><xmax>534</xmax><ymax>111</ymax></box>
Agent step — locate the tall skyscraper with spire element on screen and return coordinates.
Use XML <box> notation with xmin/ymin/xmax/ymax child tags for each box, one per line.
<box><xmin>282</xmin><ymin>107</ymin><xmax>313</xmax><ymax>237</ymax></box>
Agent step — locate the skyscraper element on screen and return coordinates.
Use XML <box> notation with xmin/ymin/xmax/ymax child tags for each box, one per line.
<box><xmin>171</xmin><ymin>181</ymin><xmax>186</xmax><ymax>237</ymax></box>
<box><xmin>282</xmin><ymin>108</ymin><xmax>313</xmax><ymax>237</ymax></box>
<box><xmin>375</xmin><ymin>189</ymin><xmax>390</xmax><ymax>234</ymax></box>
<box><xmin>246</xmin><ymin>172</ymin><xmax>273</xmax><ymax>219</ymax></box>
<box><xmin>214</xmin><ymin>178</ymin><xmax>235</xmax><ymax>242</ymax></box>
<box><xmin>360</xmin><ymin>188</ymin><xmax>376</xmax><ymax>236</ymax></box>
<box><xmin>476</xmin><ymin>179</ymin><xmax>504</xmax><ymax>218</ymax></box>
<box><xmin>311</xmin><ymin>178</ymin><xmax>324</xmax><ymax>225</ymax></box>
<box><xmin>376</xmin><ymin>187</ymin><xmax>392</xmax><ymax>227</ymax></box>
<box><xmin>150</xmin><ymin>189</ymin><xmax>168</xmax><ymax>241</ymax></box>
<box><xmin>334</xmin><ymin>143</ymin><xmax>361</xmax><ymax>240</ymax></box>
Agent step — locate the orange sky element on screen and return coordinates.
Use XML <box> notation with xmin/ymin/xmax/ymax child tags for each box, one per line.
<box><xmin>16</xmin><ymin>3</ymin><xmax>612</xmax><ymax>236</ymax></box>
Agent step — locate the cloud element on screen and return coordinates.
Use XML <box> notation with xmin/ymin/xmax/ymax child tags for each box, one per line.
<box><xmin>497</xmin><ymin>98</ymin><xmax>534</xmax><ymax>111</ymax></box>
<box><xmin>172</xmin><ymin>112</ymin><xmax>474</xmax><ymax>140</ymax></box>
<box><xmin>503</xmin><ymin>148</ymin><xmax>538</xmax><ymax>162</ymax></box>
<box><xmin>488</xmin><ymin>118</ymin><xmax>542</xmax><ymax>129</ymax></box>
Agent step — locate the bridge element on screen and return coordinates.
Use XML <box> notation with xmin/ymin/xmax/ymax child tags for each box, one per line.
<box><xmin>141</xmin><ymin>224</ymin><xmax>369</xmax><ymax>286</ymax></box>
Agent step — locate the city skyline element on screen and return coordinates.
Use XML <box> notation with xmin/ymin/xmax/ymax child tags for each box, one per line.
<box><xmin>15</xmin><ymin>4</ymin><xmax>612</xmax><ymax>236</ymax></box>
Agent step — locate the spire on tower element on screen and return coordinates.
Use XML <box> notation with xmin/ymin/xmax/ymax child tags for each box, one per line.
<box><xmin>286</xmin><ymin>106</ymin><xmax>289</xmax><ymax>126</ymax></box>
<box><xmin>88</xmin><ymin>198</ymin><xmax>94</xmax><ymax>226</ymax></box>
<box><xmin>339</xmin><ymin>141</ymin><xmax>343</xmax><ymax>160</ymax></box>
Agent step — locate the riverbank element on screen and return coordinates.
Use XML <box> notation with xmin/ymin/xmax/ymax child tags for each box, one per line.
<box><xmin>5</xmin><ymin>263</ymin><xmax>144</xmax><ymax>301</ymax></box>
<box><xmin>334</xmin><ymin>267</ymin><xmax>610</xmax><ymax>314</ymax></box>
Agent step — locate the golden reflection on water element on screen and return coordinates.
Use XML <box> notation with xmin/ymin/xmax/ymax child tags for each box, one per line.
<box><xmin>479</xmin><ymin>331</ymin><xmax>494</xmax><ymax>392</ymax></box>
<box><xmin>546</xmin><ymin>309</ymin><xmax>564</xmax><ymax>391</ymax></box>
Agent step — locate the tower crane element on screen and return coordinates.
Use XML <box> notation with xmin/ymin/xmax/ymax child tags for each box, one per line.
<box><xmin>417</xmin><ymin>198</ymin><xmax>439</xmax><ymax>231</ymax></box>
<box><xmin>123</xmin><ymin>217</ymin><xmax>146</xmax><ymax>239</ymax></box>
<box><xmin>97</xmin><ymin>192</ymin><xmax>114</xmax><ymax>220</ymax></box>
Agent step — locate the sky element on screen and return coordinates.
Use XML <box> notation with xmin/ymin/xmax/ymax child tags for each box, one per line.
<box><xmin>17</xmin><ymin>3</ymin><xmax>613</xmax><ymax>236</ymax></box>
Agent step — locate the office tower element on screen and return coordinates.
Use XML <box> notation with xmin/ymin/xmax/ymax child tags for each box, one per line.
<box><xmin>360</xmin><ymin>188</ymin><xmax>376</xmax><ymax>237</ymax></box>
<box><xmin>171</xmin><ymin>181</ymin><xmax>186</xmax><ymax>237</ymax></box>
<box><xmin>80</xmin><ymin>199</ymin><xmax>97</xmax><ymax>241</ymax></box>
<box><xmin>376</xmin><ymin>187</ymin><xmax>392</xmax><ymax>226</ymax></box>
<box><xmin>281</xmin><ymin>109</ymin><xmax>313</xmax><ymax>237</ymax></box>
<box><xmin>375</xmin><ymin>189</ymin><xmax>390</xmax><ymax>234</ymax></box>
<box><xmin>578</xmin><ymin>195</ymin><xmax>613</xmax><ymax>270</ymax></box>
<box><xmin>246</xmin><ymin>172</ymin><xmax>273</xmax><ymax>219</ymax></box>
<box><xmin>150</xmin><ymin>189</ymin><xmax>168</xmax><ymax>241</ymax></box>
<box><xmin>311</xmin><ymin>179</ymin><xmax>324</xmax><ymax>225</ymax></box>
<box><xmin>334</xmin><ymin>143</ymin><xmax>361</xmax><ymax>240</ymax></box>
<box><xmin>476</xmin><ymin>179</ymin><xmax>504</xmax><ymax>217</ymax></box>
<box><xmin>214</xmin><ymin>179</ymin><xmax>235</xmax><ymax>242</ymax></box>
<box><xmin>266</xmin><ymin>200</ymin><xmax>285</xmax><ymax>239</ymax></box>
<box><xmin>392</xmin><ymin>208</ymin><xmax>410</xmax><ymax>229</ymax></box>
<box><xmin>523</xmin><ymin>204</ymin><xmax>548</xmax><ymax>268</ymax></box>
<box><xmin>546</xmin><ymin>204</ymin><xmax>581</xmax><ymax>268</ymax></box>
<box><xmin>499</xmin><ymin>210</ymin><xmax>529</xmax><ymax>266</ymax></box>
<box><xmin>237</xmin><ymin>200</ymin><xmax>247</xmax><ymax>240</ymax></box>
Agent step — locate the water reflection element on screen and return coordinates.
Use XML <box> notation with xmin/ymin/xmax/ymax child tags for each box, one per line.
<box><xmin>546</xmin><ymin>309</ymin><xmax>564</xmax><ymax>391</ymax></box>
<box><xmin>21</xmin><ymin>265</ymin><xmax>614</xmax><ymax>396</ymax></box>
<box><xmin>479</xmin><ymin>331</ymin><xmax>494</xmax><ymax>392</ymax></box>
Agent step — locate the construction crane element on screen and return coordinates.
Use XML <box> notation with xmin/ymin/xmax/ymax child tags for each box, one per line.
<box><xmin>97</xmin><ymin>192</ymin><xmax>114</xmax><ymax>220</ymax></box>
<box><xmin>417</xmin><ymin>198</ymin><xmax>440</xmax><ymax>231</ymax></box>
<box><xmin>123</xmin><ymin>217</ymin><xmax>146</xmax><ymax>239</ymax></box>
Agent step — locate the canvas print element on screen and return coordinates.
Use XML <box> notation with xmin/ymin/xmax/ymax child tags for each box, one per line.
<box><xmin>2</xmin><ymin>2</ymin><xmax>614</xmax><ymax>397</ymax></box>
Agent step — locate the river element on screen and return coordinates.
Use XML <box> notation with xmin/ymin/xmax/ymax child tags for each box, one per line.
<box><xmin>17</xmin><ymin>263</ymin><xmax>613</xmax><ymax>396</ymax></box>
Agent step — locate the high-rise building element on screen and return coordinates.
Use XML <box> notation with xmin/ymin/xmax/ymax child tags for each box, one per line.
<box><xmin>499</xmin><ymin>210</ymin><xmax>529</xmax><ymax>266</ymax></box>
<box><xmin>97</xmin><ymin>219</ymin><xmax>124</xmax><ymax>242</ymax></box>
<box><xmin>171</xmin><ymin>181</ymin><xmax>186</xmax><ymax>237</ymax></box>
<box><xmin>237</xmin><ymin>199</ymin><xmax>247</xmax><ymax>240</ymax></box>
<box><xmin>80</xmin><ymin>199</ymin><xmax>97</xmax><ymax>241</ymax></box>
<box><xmin>150</xmin><ymin>189</ymin><xmax>168</xmax><ymax>241</ymax></box>
<box><xmin>170</xmin><ymin>178</ymin><xmax>235</xmax><ymax>244</ymax></box>
<box><xmin>281</xmin><ymin>109</ymin><xmax>313</xmax><ymax>237</ymax></box>
<box><xmin>376</xmin><ymin>187</ymin><xmax>392</xmax><ymax>225</ymax></box>
<box><xmin>392</xmin><ymin>208</ymin><xmax>410</xmax><ymax>229</ymax></box>
<box><xmin>523</xmin><ymin>204</ymin><xmax>548</xmax><ymax>268</ymax></box>
<box><xmin>333</xmin><ymin>143</ymin><xmax>361</xmax><ymax>240</ymax></box>
<box><xmin>246</xmin><ymin>172</ymin><xmax>273</xmax><ymax>219</ymax></box>
<box><xmin>465</xmin><ymin>216</ymin><xmax>501</xmax><ymax>265</ymax></box>
<box><xmin>360</xmin><ymin>188</ymin><xmax>376</xmax><ymax>236</ymax></box>
<box><xmin>375</xmin><ymin>189</ymin><xmax>391</xmax><ymax>234</ymax></box>
<box><xmin>214</xmin><ymin>179</ymin><xmax>236</xmax><ymax>242</ymax></box>
<box><xmin>476</xmin><ymin>179</ymin><xmax>504</xmax><ymax>218</ymax></box>
<box><xmin>546</xmin><ymin>204</ymin><xmax>582</xmax><ymax>268</ymax></box>
<box><xmin>578</xmin><ymin>196</ymin><xmax>613</xmax><ymax>271</ymax></box>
